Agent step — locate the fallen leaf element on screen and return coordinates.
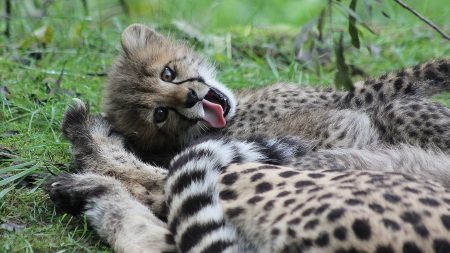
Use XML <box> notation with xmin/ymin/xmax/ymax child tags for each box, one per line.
<box><xmin>33</xmin><ymin>25</ymin><xmax>54</xmax><ymax>45</ymax></box>
<box><xmin>1</xmin><ymin>130</ymin><xmax>19</xmax><ymax>137</ymax></box>
<box><xmin>0</xmin><ymin>222</ymin><xmax>26</xmax><ymax>232</ymax></box>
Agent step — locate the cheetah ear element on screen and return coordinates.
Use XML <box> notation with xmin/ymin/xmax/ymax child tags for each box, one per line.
<box><xmin>121</xmin><ymin>24</ymin><xmax>163</xmax><ymax>56</ymax></box>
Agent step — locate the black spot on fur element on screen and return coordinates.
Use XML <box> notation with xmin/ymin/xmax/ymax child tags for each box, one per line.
<box><xmin>271</xmin><ymin>228</ymin><xmax>280</xmax><ymax>236</ymax></box>
<box><xmin>368</xmin><ymin>203</ymin><xmax>384</xmax><ymax>214</ymax></box>
<box><xmin>413</xmin><ymin>224</ymin><xmax>429</xmax><ymax>238</ymax></box>
<box><xmin>318</xmin><ymin>193</ymin><xmax>334</xmax><ymax>200</ymax></box>
<box><xmin>221</xmin><ymin>172</ymin><xmax>238</xmax><ymax>186</ymax></box>
<box><xmin>419</xmin><ymin>197</ymin><xmax>440</xmax><ymax>207</ymax></box>
<box><xmin>375</xmin><ymin>245</ymin><xmax>394</xmax><ymax>253</ymax></box>
<box><xmin>333</xmin><ymin>226</ymin><xmax>347</xmax><ymax>241</ymax></box>
<box><xmin>295</xmin><ymin>180</ymin><xmax>315</xmax><ymax>188</ymax></box>
<box><xmin>364</xmin><ymin>93</ymin><xmax>373</xmax><ymax>104</ymax></box>
<box><xmin>438</xmin><ymin>62</ymin><xmax>450</xmax><ymax>73</ymax></box>
<box><xmin>314</xmin><ymin>203</ymin><xmax>330</xmax><ymax>215</ymax></box>
<box><xmin>352</xmin><ymin>219</ymin><xmax>371</xmax><ymax>240</ymax></box>
<box><xmin>394</xmin><ymin>78</ymin><xmax>403</xmax><ymax>91</ymax></box>
<box><xmin>327</xmin><ymin>208</ymin><xmax>345</xmax><ymax>222</ymax></box>
<box><xmin>330</xmin><ymin>173</ymin><xmax>351</xmax><ymax>181</ymax></box>
<box><xmin>247</xmin><ymin>195</ymin><xmax>263</xmax><ymax>204</ymax></box>
<box><xmin>264</xmin><ymin>200</ymin><xmax>275</xmax><ymax>211</ymax></box>
<box><xmin>287</xmin><ymin>228</ymin><xmax>296</xmax><ymax>238</ymax></box>
<box><xmin>441</xmin><ymin>215</ymin><xmax>450</xmax><ymax>231</ymax></box>
<box><xmin>288</xmin><ymin>218</ymin><xmax>301</xmax><ymax>225</ymax></box>
<box><xmin>315</xmin><ymin>232</ymin><xmax>329</xmax><ymax>247</ymax></box>
<box><xmin>373</xmin><ymin>82</ymin><xmax>383</xmax><ymax>91</ymax></box>
<box><xmin>383</xmin><ymin>193</ymin><xmax>401</xmax><ymax>203</ymax></box>
<box><xmin>277</xmin><ymin>191</ymin><xmax>291</xmax><ymax>197</ymax></box>
<box><xmin>345</xmin><ymin>198</ymin><xmax>364</xmax><ymax>206</ymax></box>
<box><xmin>404</xmin><ymin>82</ymin><xmax>415</xmax><ymax>94</ymax></box>
<box><xmin>382</xmin><ymin>218</ymin><xmax>400</xmax><ymax>231</ymax></box>
<box><xmin>334</xmin><ymin>247</ymin><xmax>365</xmax><ymax>253</ymax></box>
<box><xmin>284</xmin><ymin>199</ymin><xmax>296</xmax><ymax>207</ymax></box>
<box><xmin>304</xmin><ymin>219</ymin><xmax>320</xmax><ymax>230</ymax></box>
<box><xmin>255</xmin><ymin>182</ymin><xmax>273</xmax><ymax>193</ymax></box>
<box><xmin>302</xmin><ymin>207</ymin><xmax>315</xmax><ymax>217</ymax></box>
<box><xmin>226</xmin><ymin>207</ymin><xmax>245</xmax><ymax>218</ymax></box>
<box><xmin>401</xmin><ymin>211</ymin><xmax>421</xmax><ymax>224</ymax></box>
<box><xmin>308</xmin><ymin>173</ymin><xmax>325</xmax><ymax>178</ymax></box>
<box><xmin>279</xmin><ymin>171</ymin><xmax>300</xmax><ymax>178</ymax></box>
<box><xmin>410</xmin><ymin>103</ymin><xmax>422</xmax><ymax>111</ymax></box>
<box><xmin>433</xmin><ymin>239</ymin><xmax>450</xmax><ymax>253</ymax></box>
<box><xmin>402</xmin><ymin>242</ymin><xmax>423</xmax><ymax>253</ymax></box>
<box><xmin>219</xmin><ymin>189</ymin><xmax>238</xmax><ymax>200</ymax></box>
<box><xmin>250</xmin><ymin>172</ymin><xmax>264</xmax><ymax>182</ymax></box>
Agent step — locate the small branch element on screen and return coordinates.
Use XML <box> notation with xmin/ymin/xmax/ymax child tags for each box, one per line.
<box><xmin>393</xmin><ymin>0</ymin><xmax>450</xmax><ymax>41</ymax></box>
<box><xmin>81</xmin><ymin>0</ymin><xmax>89</xmax><ymax>16</ymax></box>
<box><xmin>118</xmin><ymin>0</ymin><xmax>130</xmax><ymax>16</ymax></box>
<box><xmin>4</xmin><ymin>0</ymin><xmax>11</xmax><ymax>38</ymax></box>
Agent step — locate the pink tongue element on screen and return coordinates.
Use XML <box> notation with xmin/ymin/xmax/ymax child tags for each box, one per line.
<box><xmin>202</xmin><ymin>100</ymin><xmax>226</xmax><ymax>128</ymax></box>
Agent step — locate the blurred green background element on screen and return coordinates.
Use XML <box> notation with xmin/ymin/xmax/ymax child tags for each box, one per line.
<box><xmin>0</xmin><ymin>0</ymin><xmax>449</xmax><ymax>252</ymax></box>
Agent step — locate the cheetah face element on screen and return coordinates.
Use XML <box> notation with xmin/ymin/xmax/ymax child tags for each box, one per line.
<box><xmin>103</xmin><ymin>24</ymin><xmax>236</xmax><ymax>153</ymax></box>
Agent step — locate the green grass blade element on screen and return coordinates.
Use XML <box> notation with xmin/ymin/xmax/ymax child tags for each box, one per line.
<box><xmin>0</xmin><ymin>161</ymin><xmax>35</xmax><ymax>174</ymax></box>
<box><xmin>0</xmin><ymin>165</ymin><xmax>38</xmax><ymax>187</ymax></box>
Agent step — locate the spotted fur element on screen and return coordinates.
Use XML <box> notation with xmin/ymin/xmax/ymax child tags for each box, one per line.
<box><xmin>103</xmin><ymin>24</ymin><xmax>450</xmax><ymax>169</ymax></box>
<box><xmin>48</xmin><ymin>134</ymin><xmax>450</xmax><ymax>253</ymax></box>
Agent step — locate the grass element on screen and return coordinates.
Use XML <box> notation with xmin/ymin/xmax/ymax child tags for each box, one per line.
<box><xmin>1</xmin><ymin>0</ymin><xmax>449</xmax><ymax>252</ymax></box>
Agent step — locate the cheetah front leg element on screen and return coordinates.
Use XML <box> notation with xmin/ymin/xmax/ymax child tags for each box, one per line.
<box><xmin>61</xmin><ymin>99</ymin><xmax>168</xmax><ymax>215</ymax></box>
<box><xmin>46</xmin><ymin>173</ymin><xmax>176</xmax><ymax>253</ymax></box>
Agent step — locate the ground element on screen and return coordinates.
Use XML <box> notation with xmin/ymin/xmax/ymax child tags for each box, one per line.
<box><xmin>0</xmin><ymin>1</ymin><xmax>449</xmax><ymax>252</ymax></box>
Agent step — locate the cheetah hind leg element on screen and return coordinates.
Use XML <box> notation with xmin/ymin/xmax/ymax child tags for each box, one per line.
<box><xmin>342</xmin><ymin>59</ymin><xmax>450</xmax><ymax>108</ymax></box>
<box><xmin>371</xmin><ymin>98</ymin><xmax>450</xmax><ymax>152</ymax></box>
<box><xmin>46</xmin><ymin>173</ymin><xmax>176</xmax><ymax>253</ymax></box>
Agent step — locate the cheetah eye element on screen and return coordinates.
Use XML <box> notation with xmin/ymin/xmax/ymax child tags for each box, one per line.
<box><xmin>161</xmin><ymin>67</ymin><xmax>176</xmax><ymax>82</ymax></box>
<box><xmin>154</xmin><ymin>107</ymin><xmax>169</xmax><ymax>123</ymax></box>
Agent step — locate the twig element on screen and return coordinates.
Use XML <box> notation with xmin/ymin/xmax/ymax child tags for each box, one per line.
<box><xmin>118</xmin><ymin>0</ymin><xmax>130</xmax><ymax>15</ymax></box>
<box><xmin>81</xmin><ymin>0</ymin><xmax>89</xmax><ymax>15</ymax></box>
<box><xmin>393</xmin><ymin>0</ymin><xmax>450</xmax><ymax>41</ymax></box>
<box><xmin>4</xmin><ymin>0</ymin><xmax>11</xmax><ymax>38</ymax></box>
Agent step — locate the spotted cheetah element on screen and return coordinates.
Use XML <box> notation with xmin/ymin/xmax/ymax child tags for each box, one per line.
<box><xmin>104</xmin><ymin>24</ymin><xmax>450</xmax><ymax>170</ymax></box>
<box><xmin>77</xmin><ymin>23</ymin><xmax>450</xmax><ymax>211</ymax></box>
<box><xmin>48</xmin><ymin>105</ymin><xmax>450</xmax><ymax>253</ymax></box>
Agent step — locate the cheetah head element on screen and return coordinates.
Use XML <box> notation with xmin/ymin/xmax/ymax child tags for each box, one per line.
<box><xmin>103</xmin><ymin>24</ymin><xmax>236</xmax><ymax>156</ymax></box>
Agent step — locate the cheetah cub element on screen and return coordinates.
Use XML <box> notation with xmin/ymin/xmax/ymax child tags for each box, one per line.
<box><xmin>104</xmin><ymin>23</ymin><xmax>450</xmax><ymax>169</ymax></box>
<box><xmin>48</xmin><ymin>103</ymin><xmax>450</xmax><ymax>253</ymax></box>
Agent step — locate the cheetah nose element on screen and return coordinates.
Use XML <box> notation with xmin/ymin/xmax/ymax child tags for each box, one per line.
<box><xmin>185</xmin><ymin>89</ymin><xmax>200</xmax><ymax>108</ymax></box>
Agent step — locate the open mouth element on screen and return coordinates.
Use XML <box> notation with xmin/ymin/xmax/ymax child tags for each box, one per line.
<box><xmin>204</xmin><ymin>87</ymin><xmax>231</xmax><ymax>116</ymax></box>
<box><xmin>202</xmin><ymin>87</ymin><xmax>231</xmax><ymax>128</ymax></box>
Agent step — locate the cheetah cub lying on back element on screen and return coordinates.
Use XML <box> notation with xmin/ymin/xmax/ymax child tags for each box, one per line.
<box><xmin>104</xmin><ymin>24</ymin><xmax>450</xmax><ymax>169</ymax></box>
<box><xmin>48</xmin><ymin>102</ymin><xmax>450</xmax><ymax>253</ymax></box>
